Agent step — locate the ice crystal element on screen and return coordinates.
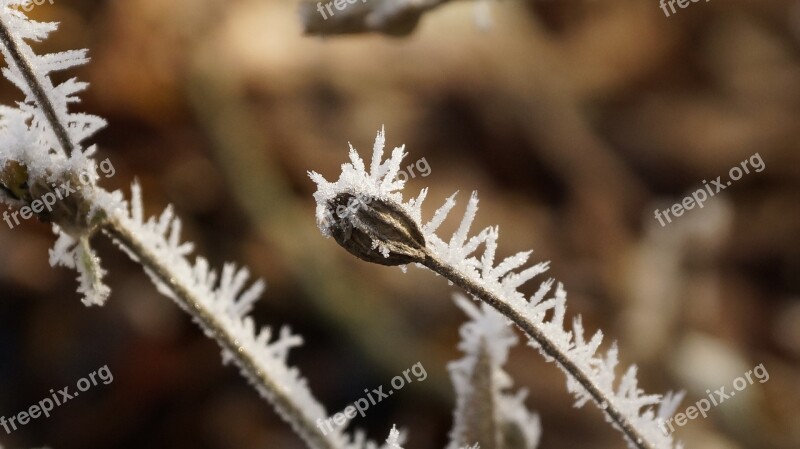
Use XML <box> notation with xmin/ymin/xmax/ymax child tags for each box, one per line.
<box><xmin>103</xmin><ymin>183</ymin><xmax>401</xmax><ymax>449</ymax></box>
<box><xmin>0</xmin><ymin>0</ymin><xmax>105</xmax><ymax>178</ymax></box>
<box><xmin>310</xmin><ymin>128</ymin><xmax>683</xmax><ymax>449</ymax></box>
<box><xmin>448</xmin><ymin>294</ymin><xmax>541</xmax><ymax>449</ymax></box>
<box><xmin>1</xmin><ymin>0</ymin><xmax>109</xmax><ymax>304</ymax></box>
<box><xmin>1</xmin><ymin>8</ymin><xmax>404</xmax><ymax>448</ymax></box>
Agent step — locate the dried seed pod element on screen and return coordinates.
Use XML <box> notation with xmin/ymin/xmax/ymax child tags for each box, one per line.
<box><xmin>325</xmin><ymin>192</ymin><xmax>427</xmax><ymax>266</ymax></box>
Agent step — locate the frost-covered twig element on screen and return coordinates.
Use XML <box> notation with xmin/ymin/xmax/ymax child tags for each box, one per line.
<box><xmin>1</xmin><ymin>0</ymin><xmax>110</xmax><ymax>304</ymax></box>
<box><xmin>0</xmin><ymin>11</ymin><xmax>75</xmax><ymax>157</ymax></box>
<box><xmin>100</xmin><ymin>185</ymin><xmax>350</xmax><ymax>449</ymax></box>
<box><xmin>309</xmin><ymin>128</ymin><xmax>684</xmax><ymax>449</ymax></box>
<box><xmin>98</xmin><ymin>185</ymin><xmax>403</xmax><ymax>449</ymax></box>
<box><xmin>0</xmin><ymin>5</ymin><xmax>400</xmax><ymax>449</ymax></box>
<box><xmin>448</xmin><ymin>294</ymin><xmax>540</xmax><ymax>449</ymax></box>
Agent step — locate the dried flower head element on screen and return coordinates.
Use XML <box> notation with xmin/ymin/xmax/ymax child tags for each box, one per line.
<box><xmin>309</xmin><ymin>127</ymin><xmax>432</xmax><ymax>266</ymax></box>
<box><xmin>323</xmin><ymin>191</ymin><xmax>426</xmax><ymax>266</ymax></box>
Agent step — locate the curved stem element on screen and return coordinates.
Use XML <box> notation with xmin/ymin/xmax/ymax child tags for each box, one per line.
<box><xmin>0</xmin><ymin>18</ymin><xmax>75</xmax><ymax>157</ymax></box>
<box><xmin>421</xmin><ymin>250</ymin><xmax>652</xmax><ymax>449</ymax></box>
<box><xmin>102</xmin><ymin>218</ymin><xmax>338</xmax><ymax>449</ymax></box>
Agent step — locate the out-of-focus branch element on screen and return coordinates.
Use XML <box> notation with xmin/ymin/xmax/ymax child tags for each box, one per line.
<box><xmin>298</xmin><ymin>0</ymin><xmax>454</xmax><ymax>36</ymax></box>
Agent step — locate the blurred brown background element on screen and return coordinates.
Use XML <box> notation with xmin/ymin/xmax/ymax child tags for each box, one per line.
<box><xmin>0</xmin><ymin>0</ymin><xmax>799</xmax><ymax>448</ymax></box>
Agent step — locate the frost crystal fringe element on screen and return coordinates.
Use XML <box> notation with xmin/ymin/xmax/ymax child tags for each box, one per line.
<box><xmin>0</xmin><ymin>1</ymin><xmax>105</xmax><ymax>170</ymax></box>
<box><xmin>310</xmin><ymin>127</ymin><xmax>684</xmax><ymax>449</ymax></box>
<box><xmin>1</xmin><ymin>6</ymin><xmax>403</xmax><ymax>448</ymax></box>
<box><xmin>0</xmin><ymin>0</ymin><xmax>109</xmax><ymax>304</ymax></box>
<box><xmin>96</xmin><ymin>185</ymin><xmax>407</xmax><ymax>449</ymax></box>
<box><xmin>101</xmin><ymin>183</ymin><xmax>354</xmax><ymax>449</ymax></box>
<box><xmin>448</xmin><ymin>294</ymin><xmax>541</xmax><ymax>449</ymax></box>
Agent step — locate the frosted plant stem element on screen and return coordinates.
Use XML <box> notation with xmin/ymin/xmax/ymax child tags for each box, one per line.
<box><xmin>421</xmin><ymin>250</ymin><xmax>652</xmax><ymax>449</ymax></box>
<box><xmin>0</xmin><ymin>19</ymin><xmax>75</xmax><ymax>157</ymax></box>
<box><xmin>102</xmin><ymin>218</ymin><xmax>337</xmax><ymax>449</ymax></box>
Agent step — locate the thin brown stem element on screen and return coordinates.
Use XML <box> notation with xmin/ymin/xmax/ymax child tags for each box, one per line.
<box><xmin>0</xmin><ymin>18</ymin><xmax>76</xmax><ymax>157</ymax></box>
<box><xmin>421</xmin><ymin>250</ymin><xmax>652</xmax><ymax>449</ymax></box>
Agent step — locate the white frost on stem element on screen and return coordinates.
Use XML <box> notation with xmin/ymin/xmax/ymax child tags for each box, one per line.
<box><xmin>448</xmin><ymin>294</ymin><xmax>541</xmax><ymax>449</ymax></box>
<box><xmin>100</xmin><ymin>183</ymin><xmax>402</xmax><ymax>449</ymax></box>
<box><xmin>309</xmin><ymin>128</ymin><xmax>684</xmax><ymax>449</ymax></box>
<box><xmin>0</xmin><ymin>0</ymin><xmax>105</xmax><ymax>174</ymax></box>
<box><xmin>1</xmin><ymin>0</ymin><xmax>109</xmax><ymax>304</ymax></box>
<box><xmin>1</xmin><ymin>6</ymin><xmax>404</xmax><ymax>449</ymax></box>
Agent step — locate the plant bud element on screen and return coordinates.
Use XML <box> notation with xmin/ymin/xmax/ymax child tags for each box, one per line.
<box><xmin>325</xmin><ymin>192</ymin><xmax>426</xmax><ymax>266</ymax></box>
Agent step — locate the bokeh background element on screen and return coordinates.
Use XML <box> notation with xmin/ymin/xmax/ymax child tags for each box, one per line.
<box><xmin>1</xmin><ymin>0</ymin><xmax>799</xmax><ymax>448</ymax></box>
